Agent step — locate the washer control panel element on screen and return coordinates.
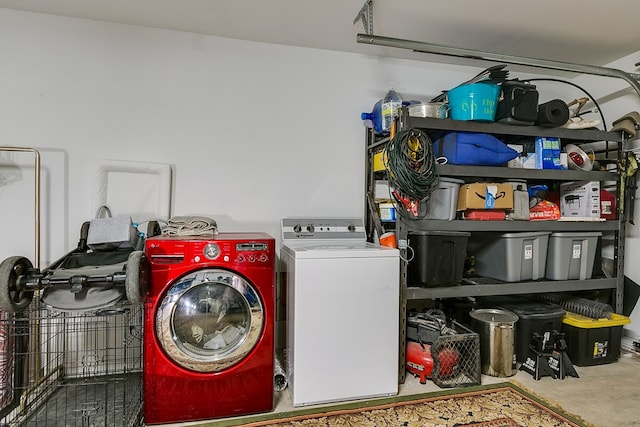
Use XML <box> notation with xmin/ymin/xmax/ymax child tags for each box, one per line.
<box><xmin>203</xmin><ymin>243</ymin><xmax>221</xmax><ymax>260</ymax></box>
<box><xmin>281</xmin><ymin>218</ymin><xmax>366</xmax><ymax>241</ymax></box>
<box><xmin>148</xmin><ymin>239</ymin><xmax>272</xmax><ymax>265</ymax></box>
<box><xmin>233</xmin><ymin>242</ymin><xmax>269</xmax><ymax>263</ymax></box>
<box><xmin>197</xmin><ymin>241</ymin><xmax>270</xmax><ymax>264</ymax></box>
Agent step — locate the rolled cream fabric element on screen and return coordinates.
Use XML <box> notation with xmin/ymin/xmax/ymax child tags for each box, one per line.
<box><xmin>163</xmin><ymin>216</ymin><xmax>218</xmax><ymax>237</ymax></box>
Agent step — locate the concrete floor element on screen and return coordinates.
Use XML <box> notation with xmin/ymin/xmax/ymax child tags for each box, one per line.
<box><xmin>169</xmin><ymin>341</ymin><xmax>640</xmax><ymax>427</ymax></box>
<box><xmin>509</xmin><ymin>348</ymin><xmax>640</xmax><ymax>427</ymax></box>
<box><xmin>399</xmin><ymin>339</ymin><xmax>640</xmax><ymax>427</ymax></box>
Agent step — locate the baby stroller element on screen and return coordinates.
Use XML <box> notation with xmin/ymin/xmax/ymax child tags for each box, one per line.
<box><xmin>0</xmin><ymin>217</ymin><xmax>160</xmax><ymax>313</ymax></box>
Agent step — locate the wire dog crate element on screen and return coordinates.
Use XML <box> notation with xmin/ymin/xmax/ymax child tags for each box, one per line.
<box><xmin>430</xmin><ymin>321</ymin><xmax>481</xmax><ymax>388</ymax></box>
<box><xmin>406</xmin><ymin>313</ymin><xmax>481</xmax><ymax>388</ymax></box>
<box><xmin>0</xmin><ymin>301</ymin><xmax>143</xmax><ymax>426</ymax></box>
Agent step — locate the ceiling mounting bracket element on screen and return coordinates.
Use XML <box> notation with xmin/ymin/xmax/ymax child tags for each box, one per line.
<box><xmin>356</xmin><ymin>33</ymin><xmax>640</xmax><ymax>99</ymax></box>
<box><xmin>353</xmin><ymin>0</ymin><xmax>373</xmax><ymax>35</ymax></box>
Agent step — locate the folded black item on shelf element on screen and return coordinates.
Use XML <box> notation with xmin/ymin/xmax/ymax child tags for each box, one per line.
<box><xmin>495</xmin><ymin>80</ymin><xmax>539</xmax><ymax>125</ymax></box>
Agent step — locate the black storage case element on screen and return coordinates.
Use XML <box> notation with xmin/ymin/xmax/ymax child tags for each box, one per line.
<box><xmin>407</xmin><ymin>231</ymin><xmax>470</xmax><ymax>288</ymax></box>
<box><xmin>479</xmin><ymin>296</ymin><xmax>565</xmax><ymax>363</ymax></box>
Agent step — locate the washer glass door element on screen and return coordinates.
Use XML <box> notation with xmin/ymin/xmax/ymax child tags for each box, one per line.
<box><xmin>156</xmin><ymin>268</ymin><xmax>264</xmax><ymax>372</ymax></box>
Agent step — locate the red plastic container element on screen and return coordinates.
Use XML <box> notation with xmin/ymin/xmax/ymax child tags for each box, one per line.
<box><xmin>600</xmin><ymin>189</ymin><xmax>616</xmax><ymax>220</ymax></box>
<box><xmin>462</xmin><ymin>210</ymin><xmax>506</xmax><ymax>220</ymax></box>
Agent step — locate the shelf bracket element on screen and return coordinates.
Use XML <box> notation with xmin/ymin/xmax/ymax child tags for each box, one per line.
<box><xmin>353</xmin><ymin>0</ymin><xmax>373</xmax><ymax>35</ymax></box>
<box><xmin>356</xmin><ymin>33</ymin><xmax>640</xmax><ymax>99</ymax></box>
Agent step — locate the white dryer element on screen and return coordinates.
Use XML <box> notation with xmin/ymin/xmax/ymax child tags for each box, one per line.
<box><xmin>281</xmin><ymin>218</ymin><xmax>399</xmax><ymax>407</ymax></box>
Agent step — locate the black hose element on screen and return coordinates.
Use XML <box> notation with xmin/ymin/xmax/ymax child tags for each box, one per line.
<box><xmin>385</xmin><ymin>128</ymin><xmax>439</xmax><ymax>217</ymax></box>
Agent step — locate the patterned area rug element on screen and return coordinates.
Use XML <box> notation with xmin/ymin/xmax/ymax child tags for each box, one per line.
<box><xmin>203</xmin><ymin>382</ymin><xmax>594</xmax><ymax>427</ymax></box>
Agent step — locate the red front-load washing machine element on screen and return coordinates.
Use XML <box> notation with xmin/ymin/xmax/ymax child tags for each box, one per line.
<box><xmin>143</xmin><ymin>233</ymin><xmax>275</xmax><ymax>425</ymax></box>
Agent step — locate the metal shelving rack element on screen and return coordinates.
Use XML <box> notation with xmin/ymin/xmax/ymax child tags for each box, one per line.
<box><xmin>394</xmin><ymin>112</ymin><xmax>627</xmax><ymax>306</ymax></box>
<box><xmin>365</xmin><ymin>111</ymin><xmax>628</xmax><ymax>382</ymax></box>
<box><xmin>355</xmin><ymin>5</ymin><xmax>640</xmax><ymax>383</ymax></box>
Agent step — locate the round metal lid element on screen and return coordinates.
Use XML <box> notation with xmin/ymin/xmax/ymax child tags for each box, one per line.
<box><xmin>470</xmin><ymin>308</ymin><xmax>519</xmax><ymax>324</ymax></box>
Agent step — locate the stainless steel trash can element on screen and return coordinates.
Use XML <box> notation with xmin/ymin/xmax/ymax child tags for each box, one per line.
<box><xmin>470</xmin><ymin>308</ymin><xmax>519</xmax><ymax>377</ymax></box>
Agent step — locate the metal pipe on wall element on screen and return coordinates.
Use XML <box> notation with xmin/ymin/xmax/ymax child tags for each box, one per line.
<box><xmin>0</xmin><ymin>146</ymin><xmax>43</xmax><ymax>385</ymax></box>
<box><xmin>356</xmin><ymin>33</ymin><xmax>640</xmax><ymax>99</ymax></box>
<box><xmin>0</xmin><ymin>146</ymin><xmax>41</xmax><ymax>269</ymax></box>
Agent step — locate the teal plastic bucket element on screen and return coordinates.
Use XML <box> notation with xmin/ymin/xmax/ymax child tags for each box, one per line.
<box><xmin>448</xmin><ymin>82</ymin><xmax>500</xmax><ymax>121</ymax></box>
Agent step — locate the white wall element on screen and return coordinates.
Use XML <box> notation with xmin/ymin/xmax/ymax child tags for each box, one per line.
<box><xmin>0</xmin><ymin>8</ymin><xmax>491</xmax><ymax>265</ymax></box>
<box><xmin>575</xmin><ymin>54</ymin><xmax>640</xmax><ymax>337</ymax></box>
<box><xmin>3</xmin><ymin>9</ymin><xmax>640</xmax><ymax>333</ymax></box>
<box><xmin>0</xmin><ymin>8</ymin><xmax>594</xmax><ymax>266</ymax></box>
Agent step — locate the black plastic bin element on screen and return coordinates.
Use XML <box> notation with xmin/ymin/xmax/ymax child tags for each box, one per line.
<box><xmin>407</xmin><ymin>231</ymin><xmax>470</xmax><ymax>288</ymax></box>
<box><xmin>562</xmin><ymin>312</ymin><xmax>630</xmax><ymax>366</ymax></box>
<box><xmin>479</xmin><ymin>296</ymin><xmax>565</xmax><ymax>363</ymax></box>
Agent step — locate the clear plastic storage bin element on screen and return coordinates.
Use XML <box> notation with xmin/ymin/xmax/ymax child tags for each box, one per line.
<box><xmin>473</xmin><ymin>232</ymin><xmax>551</xmax><ymax>282</ymax></box>
<box><xmin>420</xmin><ymin>177</ymin><xmax>465</xmax><ymax>220</ymax></box>
<box><xmin>545</xmin><ymin>232</ymin><xmax>601</xmax><ymax>280</ymax></box>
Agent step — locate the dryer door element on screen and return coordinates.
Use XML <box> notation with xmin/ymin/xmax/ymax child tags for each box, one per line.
<box><xmin>156</xmin><ymin>268</ymin><xmax>264</xmax><ymax>372</ymax></box>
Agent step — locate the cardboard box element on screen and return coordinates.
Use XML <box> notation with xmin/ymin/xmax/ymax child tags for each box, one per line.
<box><xmin>457</xmin><ymin>183</ymin><xmax>514</xmax><ymax>211</ymax></box>
<box><xmin>507</xmin><ymin>144</ymin><xmax>524</xmax><ymax>168</ymax></box>
<box><xmin>378</xmin><ymin>202</ymin><xmax>396</xmax><ymax>222</ymax></box>
<box><xmin>535</xmin><ymin>136</ymin><xmax>562</xmax><ymax>169</ymax></box>
<box><xmin>373</xmin><ymin>149</ymin><xmax>387</xmax><ymax>172</ymax></box>
<box><xmin>560</xmin><ymin>181</ymin><xmax>600</xmax><ymax>218</ymax></box>
<box><xmin>507</xmin><ymin>144</ymin><xmax>537</xmax><ymax>169</ymax></box>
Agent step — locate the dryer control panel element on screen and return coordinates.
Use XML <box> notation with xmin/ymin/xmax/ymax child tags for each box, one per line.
<box><xmin>281</xmin><ymin>218</ymin><xmax>366</xmax><ymax>242</ymax></box>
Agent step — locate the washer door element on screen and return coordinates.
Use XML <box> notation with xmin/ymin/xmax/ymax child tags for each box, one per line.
<box><xmin>156</xmin><ymin>268</ymin><xmax>264</xmax><ymax>373</ymax></box>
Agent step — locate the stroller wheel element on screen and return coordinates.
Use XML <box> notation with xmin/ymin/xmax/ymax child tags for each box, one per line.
<box><xmin>0</xmin><ymin>256</ymin><xmax>35</xmax><ymax>313</ymax></box>
<box><xmin>125</xmin><ymin>250</ymin><xmax>148</xmax><ymax>304</ymax></box>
